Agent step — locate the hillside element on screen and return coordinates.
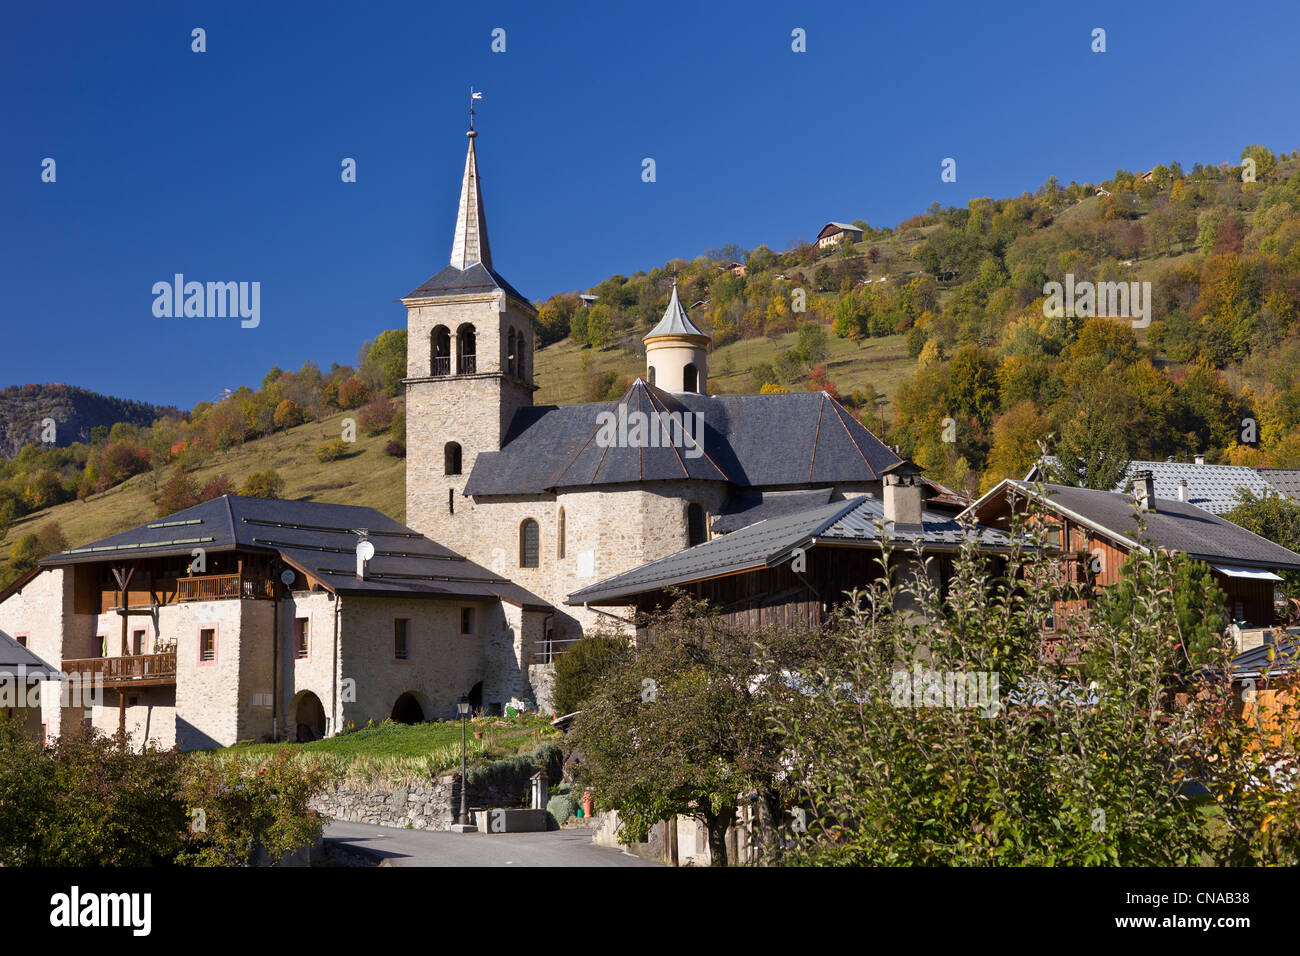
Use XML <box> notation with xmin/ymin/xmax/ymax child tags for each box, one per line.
<box><xmin>0</xmin><ymin>410</ymin><xmax>404</xmax><ymax>585</ymax></box>
<box><xmin>0</xmin><ymin>384</ymin><xmax>181</xmax><ymax>459</ymax></box>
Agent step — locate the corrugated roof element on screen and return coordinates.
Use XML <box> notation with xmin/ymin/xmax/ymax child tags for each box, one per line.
<box><xmin>1231</xmin><ymin>634</ymin><xmax>1300</xmax><ymax>678</ymax></box>
<box><xmin>566</xmin><ymin>496</ymin><xmax>1013</xmax><ymax>606</ymax></box>
<box><xmin>463</xmin><ymin>380</ymin><xmax>904</xmax><ymax>495</ymax></box>
<box><xmin>39</xmin><ymin>496</ymin><xmax>550</xmax><ymax>609</ymax></box>
<box><xmin>969</xmin><ymin>480</ymin><xmax>1300</xmax><ymax>572</ymax></box>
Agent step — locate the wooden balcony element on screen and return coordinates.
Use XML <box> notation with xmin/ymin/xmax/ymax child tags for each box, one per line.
<box><xmin>63</xmin><ymin>652</ymin><xmax>178</xmax><ymax>688</ymax></box>
<box><xmin>176</xmin><ymin>573</ymin><xmax>275</xmax><ymax>602</ymax></box>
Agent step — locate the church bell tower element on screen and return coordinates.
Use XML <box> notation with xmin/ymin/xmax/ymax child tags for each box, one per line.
<box><xmin>401</xmin><ymin>123</ymin><xmax>537</xmax><ymax>550</ymax></box>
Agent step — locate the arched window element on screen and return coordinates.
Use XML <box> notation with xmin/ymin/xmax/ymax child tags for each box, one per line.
<box><xmin>457</xmin><ymin>324</ymin><xmax>477</xmax><ymax>374</ymax></box>
<box><xmin>517</xmin><ymin>329</ymin><xmax>528</xmax><ymax>380</ymax></box>
<box><xmin>648</xmin><ymin>365</ymin><xmax>656</xmax><ymax>386</ymax></box>
<box><xmin>519</xmin><ymin>519</ymin><xmax>540</xmax><ymax>568</ymax></box>
<box><xmin>432</xmin><ymin>326</ymin><xmax>451</xmax><ymax>377</ymax></box>
<box><xmin>444</xmin><ymin>442</ymin><xmax>462</xmax><ymax>476</ymax></box>
<box><xmin>557</xmin><ymin>507</ymin><xmax>566</xmax><ymax>559</ymax></box>
<box><xmin>687</xmin><ymin>503</ymin><xmax>707</xmax><ymax>546</ymax></box>
<box><xmin>683</xmin><ymin>363</ymin><xmax>699</xmax><ymax>393</ymax></box>
<box><xmin>507</xmin><ymin>329</ymin><xmax>517</xmax><ymax>377</ymax></box>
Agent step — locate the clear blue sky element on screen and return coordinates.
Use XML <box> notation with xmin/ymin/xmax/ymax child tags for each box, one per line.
<box><xmin>2</xmin><ymin>0</ymin><xmax>1296</xmax><ymax>409</ymax></box>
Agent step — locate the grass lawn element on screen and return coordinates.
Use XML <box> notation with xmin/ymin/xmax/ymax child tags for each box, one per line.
<box><xmin>205</xmin><ymin>716</ymin><xmax>561</xmax><ymax>782</ymax></box>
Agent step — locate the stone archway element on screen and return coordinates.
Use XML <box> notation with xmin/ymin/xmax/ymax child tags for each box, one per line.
<box><xmin>291</xmin><ymin>691</ymin><xmax>326</xmax><ymax>742</ymax></box>
<box><xmin>391</xmin><ymin>692</ymin><xmax>425</xmax><ymax>725</ymax></box>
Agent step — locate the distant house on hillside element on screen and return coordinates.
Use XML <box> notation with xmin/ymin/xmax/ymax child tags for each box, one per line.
<box><xmin>816</xmin><ymin>222</ymin><xmax>864</xmax><ymax>250</ymax></box>
<box><xmin>1025</xmin><ymin>458</ymin><xmax>1300</xmax><ymax>516</ymax></box>
<box><xmin>578</xmin><ymin>294</ymin><xmax>598</xmax><ymax>308</ymax></box>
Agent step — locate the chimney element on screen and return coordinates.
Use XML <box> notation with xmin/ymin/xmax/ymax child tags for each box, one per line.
<box><xmin>883</xmin><ymin>461</ymin><xmax>927</xmax><ymax>527</ymax></box>
<box><xmin>1132</xmin><ymin>470</ymin><xmax>1156</xmax><ymax>512</ymax></box>
<box><xmin>1177</xmin><ymin>479</ymin><xmax>1188</xmax><ymax>502</ymax></box>
<box><xmin>1194</xmin><ymin>454</ymin><xmax>1205</xmax><ymax>466</ymax></box>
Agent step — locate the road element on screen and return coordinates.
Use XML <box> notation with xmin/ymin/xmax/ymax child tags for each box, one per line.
<box><xmin>323</xmin><ymin>821</ymin><xmax>661</xmax><ymax>867</ymax></box>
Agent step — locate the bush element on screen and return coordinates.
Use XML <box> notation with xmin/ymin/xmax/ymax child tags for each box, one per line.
<box><xmin>552</xmin><ymin>632</ymin><xmax>632</xmax><ymax>716</ymax></box>
<box><xmin>384</xmin><ymin>440</ymin><xmax>406</xmax><ymax>458</ymax></box>
<box><xmin>316</xmin><ymin>438</ymin><xmax>348</xmax><ymax>462</ymax></box>
<box><xmin>358</xmin><ymin>394</ymin><xmax>396</xmax><ymax>436</ymax></box>
<box><xmin>178</xmin><ymin>749</ymin><xmax>327</xmax><ymax>866</ymax></box>
<box><xmin>240</xmin><ymin>470</ymin><xmax>285</xmax><ymax>499</ymax></box>
<box><xmin>546</xmin><ymin>791</ymin><xmax>575</xmax><ymax>826</ymax></box>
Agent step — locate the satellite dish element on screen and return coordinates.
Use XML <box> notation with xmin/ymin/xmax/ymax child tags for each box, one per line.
<box><xmin>356</xmin><ymin>540</ymin><xmax>376</xmax><ymax>562</ymax></box>
<box><xmin>280</xmin><ymin>569</ymin><xmax>296</xmax><ymax>586</ymax></box>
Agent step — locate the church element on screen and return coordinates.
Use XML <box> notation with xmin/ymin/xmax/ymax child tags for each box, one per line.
<box><xmin>399</xmin><ymin>124</ymin><xmax>968</xmax><ymax>657</ymax></box>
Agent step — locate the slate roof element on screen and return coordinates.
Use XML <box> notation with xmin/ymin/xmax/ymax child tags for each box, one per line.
<box><xmin>463</xmin><ymin>378</ymin><xmax>904</xmax><ymax>496</ymax></box>
<box><xmin>1231</xmin><ymin>634</ymin><xmax>1300</xmax><ymax>678</ymax></box>
<box><xmin>402</xmin><ymin>262</ymin><xmax>530</xmax><ymax>309</ymax></box>
<box><xmin>39</xmin><ymin>496</ymin><xmax>550</xmax><ymax>609</ymax></box>
<box><xmin>712</xmin><ymin>488</ymin><xmax>835</xmax><ymax>533</ymax></box>
<box><xmin>1026</xmin><ymin>458</ymin><xmax>1299</xmax><ymax>515</ymax></box>
<box><xmin>567</xmin><ymin>496</ymin><xmax>1014</xmax><ymax>606</ymax></box>
<box><xmin>643</xmin><ymin>282</ymin><xmax>708</xmax><ymax>340</ymax></box>
<box><xmin>967</xmin><ymin>480</ymin><xmax>1300</xmax><ymax>572</ymax></box>
<box><xmin>0</xmin><ymin>632</ymin><xmax>60</xmax><ymax>679</ymax></box>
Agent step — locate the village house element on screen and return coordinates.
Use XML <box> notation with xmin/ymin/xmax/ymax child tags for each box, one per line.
<box><xmin>0</xmin><ymin>496</ymin><xmax>549</xmax><ymax>750</ymax></box>
<box><xmin>816</xmin><ymin>221</ymin><xmax>864</xmax><ymax>250</ymax></box>
<box><xmin>964</xmin><ymin>475</ymin><xmax>1300</xmax><ymax>645</ymax></box>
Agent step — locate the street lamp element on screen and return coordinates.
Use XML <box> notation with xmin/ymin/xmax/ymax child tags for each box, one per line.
<box><xmin>456</xmin><ymin>694</ymin><xmax>472</xmax><ymax>828</ymax></box>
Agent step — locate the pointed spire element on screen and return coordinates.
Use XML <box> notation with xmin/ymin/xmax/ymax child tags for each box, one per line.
<box><xmin>449</xmin><ymin>129</ymin><xmax>491</xmax><ymax>271</ymax></box>
<box><xmin>644</xmin><ymin>279</ymin><xmax>708</xmax><ymax>341</ymax></box>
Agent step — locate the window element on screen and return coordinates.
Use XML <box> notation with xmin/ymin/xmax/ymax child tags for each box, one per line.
<box><xmin>517</xmin><ymin>331</ymin><xmax>528</xmax><ymax>380</ymax></box>
<box><xmin>294</xmin><ymin>618</ymin><xmax>309</xmax><ymax>659</ymax></box>
<box><xmin>444</xmin><ymin>442</ymin><xmax>462</xmax><ymax>476</ymax></box>
<box><xmin>557</xmin><ymin>507</ymin><xmax>566</xmax><ymax>560</ymax></box>
<box><xmin>394</xmin><ymin>619</ymin><xmax>410</xmax><ymax>660</ymax></box>
<box><xmin>520</xmin><ymin>519</ymin><xmax>540</xmax><ymax>568</ymax></box>
<box><xmin>460</xmin><ymin>607</ymin><xmax>475</xmax><ymax>636</ymax></box>
<box><xmin>199</xmin><ymin>627</ymin><xmax>216</xmax><ymax>663</ymax></box>
<box><xmin>687</xmin><ymin>503</ymin><xmax>708</xmax><ymax>547</ymax></box>
<box><xmin>507</xmin><ymin>328</ymin><xmax>517</xmax><ymax>376</ymax></box>
<box><xmin>457</xmin><ymin>325</ymin><xmax>477</xmax><ymax>374</ymax></box>
<box><xmin>448</xmin><ymin>487</ymin><xmax>455</xmax><ymax>515</ymax></box>
<box><xmin>647</xmin><ymin>365</ymin><xmax>656</xmax><ymax>386</ymax></box>
<box><xmin>432</xmin><ymin>326</ymin><xmax>451</xmax><ymax>376</ymax></box>
<box><xmin>683</xmin><ymin>363</ymin><xmax>698</xmax><ymax>393</ymax></box>
<box><xmin>14</xmin><ymin>634</ymin><xmax>26</xmax><ymax>648</ymax></box>
<box><xmin>132</xmin><ymin>630</ymin><xmax>145</xmax><ymax>655</ymax></box>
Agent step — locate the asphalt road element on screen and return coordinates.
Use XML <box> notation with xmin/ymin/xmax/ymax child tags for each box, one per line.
<box><xmin>323</xmin><ymin>821</ymin><xmax>661</xmax><ymax>867</ymax></box>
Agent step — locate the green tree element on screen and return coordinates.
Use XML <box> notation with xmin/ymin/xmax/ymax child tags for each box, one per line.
<box><xmin>552</xmin><ymin>632</ymin><xmax>631</xmax><ymax>716</ymax></box>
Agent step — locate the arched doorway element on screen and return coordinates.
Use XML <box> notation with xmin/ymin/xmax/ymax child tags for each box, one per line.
<box><xmin>468</xmin><ymin>681</ymin><xmax>483</xmax><ymax>714</ymax></box>
<box><xmin>291</xmin><ymin>691</ymin><xmax>326</xmax><ymax>742</ymax></box>
<box><xmin>392</xmin><ymin>692</ymin><xmax>425</xmax><ymax>725</ymax></box>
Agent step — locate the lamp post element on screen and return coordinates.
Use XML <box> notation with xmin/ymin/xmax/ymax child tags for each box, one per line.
<box><xmin>456</xmin><ymin>694</ymin><xmax>472</xmax><ymax>828</ymax></box>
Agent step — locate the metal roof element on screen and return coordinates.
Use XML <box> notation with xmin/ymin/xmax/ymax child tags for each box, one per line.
<box><xmin>712</xmin><ymin>488</ymin><xmax>835</xmax><ymax>533</ymax></box>
<box><xmin>463</xmin><ymin>379</ymin><xmax>905</xmax><ymax>495</ymax></box>
<box><xmin>966</xmin><ymin>480</ymin><xmax>1300</xmax><ymax>572</ymax></box>
<box><xmin>1231</xmin><ymin>634</ymin><xmax>1300</xmax><ymax>678</ymax></box>
<box><xmin>0</xmin><ymin>632</ymin><xmax>60</xmax><ymax>679</ymax></box>
<box><xmin>1027</xmin><ymin>458</ymin><xmax>1299</xmax><ymax>515</ymax></box>
<box><xmin>566</xmin><ymin>496</ymin><xmax>1014</xmax><ymax>606</ymax></box>
<box><xmin>39</xmin><ymin>496</ymin><xmax>550</xmax><ymax>609</ymax></box>
<box><xmin>643</xmin><ymin>281</ymin><xmax>708</xmax><ymax>341</ymax></box>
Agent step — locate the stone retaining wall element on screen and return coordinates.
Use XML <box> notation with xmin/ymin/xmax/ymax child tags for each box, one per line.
<box><xmin>310</xmin><ymin>774</ymin><xmax>533</xmax><ymax>831</ymax></box>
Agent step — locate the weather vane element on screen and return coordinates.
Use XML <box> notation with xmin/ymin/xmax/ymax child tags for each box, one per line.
<box><xmin>469</xmin><ymin>86</ymin><xmax>483</xmax><ymax>131</ymax></box>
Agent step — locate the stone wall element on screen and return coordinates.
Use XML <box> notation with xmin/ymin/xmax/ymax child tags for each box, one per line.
<box><xmin>310</xmin><ymin>772</ymin><xmax>536</xmax><ymax>831</ymax></box>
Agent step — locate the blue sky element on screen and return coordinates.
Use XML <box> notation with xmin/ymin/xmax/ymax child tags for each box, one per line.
<box><xmin>2</xmin><ymin>0</ymin><xmax>1296</xmax><ymax>409</ymax></box>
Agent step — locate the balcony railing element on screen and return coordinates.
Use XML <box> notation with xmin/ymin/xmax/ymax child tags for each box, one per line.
<box><xmin>63</xmin><ymin>652</ymin><xmax>178</xmax><ymax>686</ymax></box>
<box><xmin>176</xmin><ymin>573</ymin><xmax>275</xmax><ymax>602</ymax></box>
<box><xmin>457</xmin><ymin>353</ymin><xmax>476</xmax><ymax>375</ymax></box>
<box><xmin>432</xmin><ymin>355</ymin><xmax>451</xmax><ymax>376</ymax></box>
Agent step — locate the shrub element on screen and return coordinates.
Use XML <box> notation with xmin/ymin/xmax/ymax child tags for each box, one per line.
<box><xmin>546</xmin><ymin>791</ymin><xmax>575</xmax><ymax>826</ymax></box>
<box><xmin>240</xmin><ymin>470</ymin><xmax>285</xmax><ymax>499</ymax></box>
<box><xmin>552</xmin><ymin>632</ymin><xmax>632</xmax><ymax>716</ymax></box>
<box><xmin>201</xmin><ymin>474</ymin><xmax>236</xmax><ymax>500</ymax></box>
<box><xmin>316</xmin><ymin>438</ymin><xmax>348</xmax><ymax>462</ymax></box>
<box><xmin>384</xmin><ymin>440</ymin><xmax>406</xmax><ymax>458</ymax></box>
<box><xmin>358</xmin><ymin>394</ymin><xmax>396</xmax><ymax>435</ymax></box>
